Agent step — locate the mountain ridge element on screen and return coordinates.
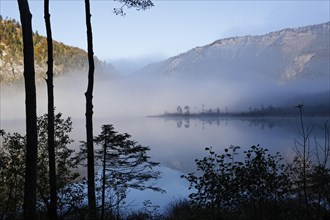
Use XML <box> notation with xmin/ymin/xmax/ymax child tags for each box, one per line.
<box><xmin>137</xmin><ymin>22</ymin><xmax>330</xmax><ymax>83</ymax></box>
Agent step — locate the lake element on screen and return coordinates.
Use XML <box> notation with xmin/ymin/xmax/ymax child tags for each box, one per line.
<box><xmin>71</xmin><ymin>115</ymin><xmax>330</xmax><ymax>211</ymax></box>
<box><xmin>1</xmin><ymin>115</ymin><xmax>328</xmax><ymax>212</ymax></box>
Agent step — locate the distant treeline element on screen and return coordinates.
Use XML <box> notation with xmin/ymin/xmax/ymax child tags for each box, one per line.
<box><xmin>160</xmin><ymin>103</ymin><xmax>329</xmax><ymax>118</ymax></box>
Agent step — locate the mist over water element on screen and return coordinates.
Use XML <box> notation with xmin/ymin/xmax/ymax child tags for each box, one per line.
<box><xmin>1</xmin><ymin>66</ymin><xmax>329</xmax><ymax>211</ymax></box>
<box><xmin>1</xmin><ymin>65</ymin><xmax>329</xmax><ymax>123</ymax></box>
<box><xmin>1</xmin><ymin>66</ymin><xmax>328</xmax><ymax>159</ymax></box>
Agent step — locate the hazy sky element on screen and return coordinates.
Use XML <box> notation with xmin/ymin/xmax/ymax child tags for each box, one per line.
<box><xmin>1</xmin><ymin>0</ymin><xmax>329</xmax><ymax>62</ymax></box>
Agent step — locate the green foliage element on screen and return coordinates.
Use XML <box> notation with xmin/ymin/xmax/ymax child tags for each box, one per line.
<box><xmin>182</xmin><ymin>145</ymin><xmax>292</xmax><ymax>219</ymax></box>
<box><xmin>113</xmin><ymin>0</ymin><xmax>154</xmax><ymax>16</ymax></box>
<box><xmin>36</xmin><ymin>113</ymin><xmax>81</xmax><ymax>215</ymax></box>
<box><xmin>76</xmin><ymin>124</ymin><xmax>164</xmax><ymax>217</ymax></box>
<box><xmin>238</xmin><ymin>146</ymin><xmax>292</xmax><ymax>219</ymax></box>
<box><xmin>184</xmin><ymin>146</ymin><xmax>240</xmax><ymax>212</ymax></box>
<box><xmin>0</xmin><ymin>113</ymin><xmax>82</xmax><ymax>218</ymax></box>
<box><xmin>288</xmin><ymin>107</ymin><xmax>330</xmax><ymax>219</ymax></box>
<box><xmin>95</xmin><ymin>124</ymin><xmax>162</xmax><ymax>183</ymax></box>
<box><xmin>309</xmin><ymin>165</ymin><xmax>330</xmax><ymax>206</ymax></box>
<box><xmin>163</xmin><ymin>199</ymin><xmax>198</xmax><ymax>220</ymax></box>
<box><xmin>0</xmin><ymin>130</ymin><xmax>26</xmax><ymax>219</ymax></box>
<box><xmin>126</xmin><ymin>200</ymin><xmax>162</xmax><ymax>220</ymax></box>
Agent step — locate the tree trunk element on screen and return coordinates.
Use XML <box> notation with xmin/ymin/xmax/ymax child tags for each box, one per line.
<box><xmin>84</xmin><ymin>0</ymin><xmax>97</xmax><ymax>219</ymax></box>
<box><xmin>17</xmin><ymin>0</ymin><xmax>38</xmax><ymax>219</ymax></box>
<box><xmin>101</xmin><ymin>143</ymin><xmax>107</xmax><ymax>220</ymax></box>
<box><xmin>44</xmin><ymin>0</ymin><xmax>57</xmax><ymax>219</ymax></box>
<box><xmin>298</xmin><ymin>106</ymin><xmax>310</xmax><ymax>220</ymax></box>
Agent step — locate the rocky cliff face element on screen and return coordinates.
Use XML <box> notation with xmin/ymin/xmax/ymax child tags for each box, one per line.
<box><xmin>138</xmin><ymin>22</ymin><xmax>329</xmax><ymax>83</ymax></box>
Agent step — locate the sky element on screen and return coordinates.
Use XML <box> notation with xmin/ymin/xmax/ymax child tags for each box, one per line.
<box><xmin>1</xmin><ymin>0</ymin><xmax>329</xmax><ymax>65</ymax></box>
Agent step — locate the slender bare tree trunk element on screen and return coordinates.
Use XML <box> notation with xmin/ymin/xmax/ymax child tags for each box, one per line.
<box><xmin>101</xmin><ymin>143</ymin><xmax>107</xmax><ymax>220</ymax></box>
<box><xmin>298</xmin><ymin>106</ymin><xmax>310</xmax><ymax>220</ymax></box>
<box><xmin>84</xmin><ymin>0</ymin><xmax>97</xmax><ymax>218</ymax></box>
<box><xmin>17</xmin><ymin>0</ymin><xmax>38</xmax><ymax>219</ymax></box>
<box><xmin>44</xmin><ymin>0</ymin><xmax>57</xmax><ymax>219</ymax></box>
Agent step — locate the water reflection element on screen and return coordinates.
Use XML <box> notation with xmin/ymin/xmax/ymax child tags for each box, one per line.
<box><xmin>1</xmin><ymin>116</ymin><xmax>328</xmax><ymax>211</ymax></box>
<box><xmin>103</xmin><ymin>116</ymin><xmax>327</xmax><ymax>174</ymax></box>
<box><xmin>2</xmin><ymin>116</ymin><xmax>328</xmax><ymax>174</ymax></box>
<box><xmin>165</xmin><ymin>116</ymin><xmax>288</xmax><ymax>130</ymax></box>
<box><xmin>123</xmin><ymin>116</ymin><xmax>328</xmax><ymax>210</ymax></box>
<box><xmin>176</xmin><ymin>118</ymin><xmax>191</xmax><ymax>128</ymax></box>
<box><xmin>164</xmin><ymin>116</ymin><xmax>327</xmax><ymax>131</ymax></box>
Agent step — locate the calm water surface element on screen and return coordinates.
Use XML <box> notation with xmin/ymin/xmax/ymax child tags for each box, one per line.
<box><xmin>103</xmin><ymin>116</ymin><xmax>327</xmax><ymax>172</ymax></box>
<box><xmin>93</xmin><ymin>116</ymin><xmax>328</xmax><ymax>210</ymax></box>
<box><xmin>2</xmin><ymin>116</ymin><xmax>328</xmax><ymax>211</ymax></box>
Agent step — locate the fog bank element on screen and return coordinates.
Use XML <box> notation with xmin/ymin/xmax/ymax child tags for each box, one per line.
<box><xmin>1</xmin><ymin>68</ymin><xmax>329</xmax><ymax>123</ymax></box>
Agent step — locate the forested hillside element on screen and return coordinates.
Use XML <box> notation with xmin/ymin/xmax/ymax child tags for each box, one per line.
<box><xmin>0</xmin><ymin>16</ymin><xmax>102</xmax><ymax>84</ymax></box>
